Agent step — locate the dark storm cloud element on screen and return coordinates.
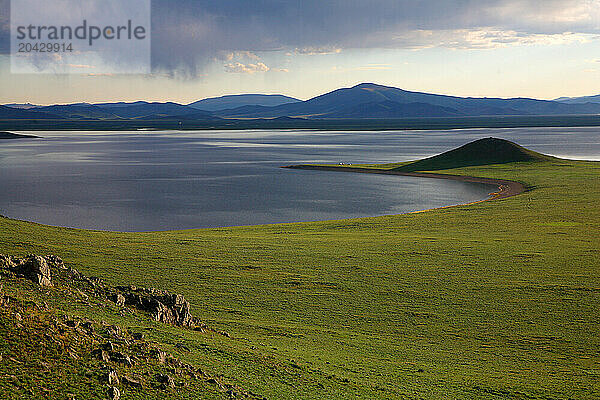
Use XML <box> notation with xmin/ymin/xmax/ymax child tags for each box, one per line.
<box><xmin>1</xmin><ymin>0</ymin><xmax>598</xmax><ymax>74</ymax></box>
<box><xmin>150</xmin><ymin>0</ymin><xmax>599</xmax><ymax>75</ymax></box>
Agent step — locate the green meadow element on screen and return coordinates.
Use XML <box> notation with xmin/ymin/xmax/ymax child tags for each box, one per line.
<box><xmin>1</xmin><ymin>140</ymin><xmax>599</xmax><ymax>399</ymax></box>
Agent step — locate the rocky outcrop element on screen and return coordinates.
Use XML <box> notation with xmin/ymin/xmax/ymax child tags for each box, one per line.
<box><xmin>114</xmin><ymin>286</ymin><xmax>194</xmax><ymax>327</ymax></box>
<box><xmin>107</xmin><ymin>386</ymin><xmax>120</xmax><ymax>400</ymax></box>
<box><xmin>1</xmin><ymin>254</ymin><xmax>202</xmax><ymax>330</ymax></box>
<box><xmin>0</xmin><ymin>254</ymin><xmax>63</xmax><ymax>287</ymax></box>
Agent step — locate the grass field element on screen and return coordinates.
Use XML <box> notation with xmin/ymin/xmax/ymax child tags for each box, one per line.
<box><xmin>1</xmin><ymin>141</ymin><xmax>599</xmax><ymax>399</ymax></box>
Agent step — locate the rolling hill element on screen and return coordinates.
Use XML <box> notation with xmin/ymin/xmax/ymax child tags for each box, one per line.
<box><xmin>98</xmin><ymin>102</ymin><xmax>201</xmax><ymax>119</ymax></box>
<box><xmin>393</xmin><ymin>137</ymin><xmax>555</xmax><ymax>172</ymax></box>
<box><xmin>0</xmin><ymin>105</ymin><xmax>62</xmax><ymax>119</ymax></box>
<box><xmin>35</xmin><ymin>104</ymin><xmax>122</xmax><ymax>120</ymax></box>
<box><xmin>555</xmin><ymin>94</ymin><xmax>600</xmax><ymax>105</ymax></box>
<box><xmin>188</xmin><ymin>94</ymin><xmax>300</xmax><ymax>112</ymax></box>
<box><xmin>24</xmin><ymin>102</ymin><xmax>207</xmax><ymax>120</ymax></box>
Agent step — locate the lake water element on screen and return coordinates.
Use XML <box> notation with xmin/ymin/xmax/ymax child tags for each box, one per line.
<box><xmin>1</xmin><ymin>127</ymin><xmax>599</xmax><ymax>231</ymax></box>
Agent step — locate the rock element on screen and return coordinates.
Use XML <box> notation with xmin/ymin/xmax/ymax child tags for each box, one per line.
<box><xmin>80</xmin><ymin>321</ymin><xmax>93</xmax><ymax>331</ymax></box>
<box><xmin>106</xmin><ymin>325</ymin><xmax>125</xmax><ymax>341</ymax></box>
<box><xmin>156</xmin><ymin>373</ymin><xmax>175</xmax><ymax>389</ymax></box>
<box><xmin>106</xmin><ymin>369</ymin><xmax>119</xmax><ymax>385</ymax></box>
<box><xmin>65</xmin><ymin>320</ymin><xmax>79</xmax><ymax>328</ymax></box>
<box><xmin>107</xmin><ymin>386</ymin><xmax>120</xmax><ymax>400</ymax></box>
<box><xmin>110</xmin><ymin>352</ymin><xmax>133</xmax><ymax>366</ymax></box>
<box><xmin>150</xmin><ymin>349</ymin><xmax>167</xmax><ymax>364</ymax></box>
<box><xmin>116</xmin><ymin>287</ymin><xmax>194</xmax><ymax>327</ymax></box>
<box><xmin>151</xmin><ymin>300</ymin><xmax>173</xmax><ymax>324</ymax></box>
<box><xmin>122</xmin><ymin>375</ymin><xmax>143</xmax><ymax>388</ymax></box>
<box><xmin>44</xmin><ymin>255</ymin><xmax>64</xmax><ymax>269</ymax></box>
<box><xmin>91</xmin><ymin>349</ymin><xmax>110</xmax><ymax>362</ymax></box>
<box><xmin>102</xmin><ymin>342</ymin><xmax>115</xmax><ymax>352</ymax></box>
<box><xmin>14</xmin><ymin>255</ymin><xmax>53</xmax><ymax>286</ymax></box>
<box><xmin>112</xmin><ymin>293</ymin><xmax>125</xmax><ymax>307</ymax></box>
<box><xmin>0</xmin><ymin>254</ymin><xmax>16</xmax><ymax>269</ymax></box>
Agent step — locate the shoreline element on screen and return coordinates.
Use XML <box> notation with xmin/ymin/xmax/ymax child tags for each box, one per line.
<box><xmin>0</xmin><ymin>165</ymin><xmax>526</xmax><ymax>234</ymax></box>
<box><xmin>283</xmin><ymin>165</ymin><xmax>527</xmax><ymax>205</ymax></box>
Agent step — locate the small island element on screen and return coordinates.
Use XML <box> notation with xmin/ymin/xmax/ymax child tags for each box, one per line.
<box><xmin>0</xmin><ymin>131</ymin><xmax>39</xmax><ymax>139</ymax></box>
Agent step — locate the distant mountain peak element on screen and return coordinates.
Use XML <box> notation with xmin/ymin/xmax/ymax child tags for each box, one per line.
<box><xmin>352</xmin><ymin>82</ymin><xmax>395</xmax><ymax>90</ymax></box>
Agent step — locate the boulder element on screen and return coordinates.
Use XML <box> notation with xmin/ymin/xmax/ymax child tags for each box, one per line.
<box><xmin>0</xmin><ymin>254</ymin><xmax>59</xmax><ymax>286</ymax></box>
<box><xmin>150</xmin><ymin>349</ymin><xmax>167</xmax><ymax>364</ymax></box>
<box><xmin>15</xmin><ymin>255</ymin><xmax>52</xmax><ymax>287</ymax></box>
<box><xmin>115</xmin><ymin>287</ymin><xmax>194</xmax><ymax>327</ymax></box>
<box><xmin>122</xmin><ymin>375</ymin><xmax>143</xmax><ymax>388</ymax></box>
<box><xmin>110</xmin><ymin>351</ymin><xmax>133</xmax><ymax>366</ymax></box>
<box><xmin>91</xmin><ymin>349</ymin><xmax>110</xmax><ymax>362</ymax></box>
<box><xmin>44</xmin><ymin>255</ymin><xmax>64</xmax><ymax>269</ymax></box>
<box><xmin>106</xmin><ymin>369</ymin><xmax>119</xmax><ymax>385</ymax></box>
<box><xmin>111</xmin><ymin>293</ymin><xmax>125</xmax><ymax>307</ymax></box>
<box><xmin>107</xmin><ymin>386</ymin><xmax>120</xmax><ymax>400</ymax></box>
<box><xmin>0</xmin><ymin>254</ymin><xmax>16</xmax><ymax>269</ymax></box>
<box><xmin>156</xmin><ymin>373</ymin><xmax>175</xmax><ymax>389</ymax></box>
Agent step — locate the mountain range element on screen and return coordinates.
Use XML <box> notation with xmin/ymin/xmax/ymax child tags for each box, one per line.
<box><xmin>2</xmin><ymin>83</ymin><xmax>600</xmax><ymax>121</ymax></box>
<box><xmin>555</xmin><ymin>94</ymin><xmax>600</xmax><ymax>105</ymax></box>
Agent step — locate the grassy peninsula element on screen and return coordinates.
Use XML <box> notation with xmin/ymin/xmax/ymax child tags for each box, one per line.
<box><xmin>1</xmin><ymin>138</ymin><xmax>598</xmax><ymax>399</ymax></box>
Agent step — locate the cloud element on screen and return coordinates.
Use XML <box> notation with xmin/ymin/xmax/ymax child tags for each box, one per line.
<box><xmin>391</xmin><ymin>29</ymin><xmax>595</xmax><ymax>50</ymax></box>
<box><xmin>224</xmin><ymin>62</ymin><xmax>270</xmax><ymax>73</ymax></box>
<box><xmin>331</xmin><ymin>64</ymin><xmax>394</xmax><ymax>72</ymax></box>
<box><xmin>293</xmin><ymin>47</ymin><xmax>342</xmax><ymax>55</ymax></box>
<box><xmin>223</xmin><ymin>51</ymin><xmax>261</xmax><ymax>61</ymax></box>
<box><xmin>2</xmin><ymin>0</ymin><xmax>599</xmax><ymax>75</ymax></box>
<box><xmin>67</xmin><ymin>64</ymin><xmax>94</xmax><ymax>69</ymax></box>
<box><xmin>147</xmin><ymin>0</ymin><xmax>600</xmax><ymax>75</ymax></box>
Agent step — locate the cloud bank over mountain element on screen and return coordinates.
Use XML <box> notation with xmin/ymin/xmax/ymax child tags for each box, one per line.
<box><xmin>1</xmin><ymin>0</ymin><xmax>599</xmax><ymax>75</ymax></box>
<box><xmin>148</xmin><ymin>0</ymin><xmax>600</xmax><ymax>75</ymax></box>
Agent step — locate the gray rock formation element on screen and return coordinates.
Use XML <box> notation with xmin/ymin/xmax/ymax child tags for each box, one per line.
<box><xmin>1</xmin><ymin>254</ymin><xmax>199</xmax><ymax>329</ymax></box>
<box><xmin>0</xmin><ymin>254</ymin><xmax>59</xmax><ymax>287</ymax></box>
<box><xmin>107</xmin><ymin>386</ymin><xmax>120</xmax><ymax>400</ymax></box>
<box><xmin>106</xmin><ymin>369</ymin><xmax>119</xmax><ymax>385</ymax></box>
<box><xmin>114</xmin><ymin>286</ymin><xmax>194</xmax><ymax>327</ymax></box>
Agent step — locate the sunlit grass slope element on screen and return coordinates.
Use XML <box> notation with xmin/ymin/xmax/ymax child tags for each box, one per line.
<box><xmin>1</xmin><ymin>139</ymin><xmax>599</xmax><ymax>399</ymax></box>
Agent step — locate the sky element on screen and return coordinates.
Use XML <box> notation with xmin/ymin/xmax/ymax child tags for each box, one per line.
<box><xmin>1</xmin><ymin>0</ymin><xmax>600</xmax><ymax>104</ymax></box>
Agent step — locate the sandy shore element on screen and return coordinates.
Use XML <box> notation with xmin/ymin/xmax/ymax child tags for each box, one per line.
<box><xmin>283</xmin><ymin>165</ymin><xmax>526</xmax><ymax>205</ymax></box>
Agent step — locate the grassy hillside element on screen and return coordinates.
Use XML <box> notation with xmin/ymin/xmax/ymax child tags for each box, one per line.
<box><xmin>0</xmin><ymin>142</ymin><xmax>599</xmax><ymax>399</ymax></box>
<box><xmin>393</xmin><ymin>137</ymin><xmax>555</xmax><ymax>172</ymax></box>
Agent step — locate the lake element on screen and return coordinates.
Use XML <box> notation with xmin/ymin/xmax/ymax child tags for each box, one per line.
<box><xmin>1</xmin><ymin>127</ymin><xmax>599</xmax><ymax>231</ymax></box>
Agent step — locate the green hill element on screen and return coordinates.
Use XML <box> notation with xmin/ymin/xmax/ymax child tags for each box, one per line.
<box><xmin>394</xmin><ymin>137</ymin><xmax>554</xmax><ymax>172</ymax></box>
